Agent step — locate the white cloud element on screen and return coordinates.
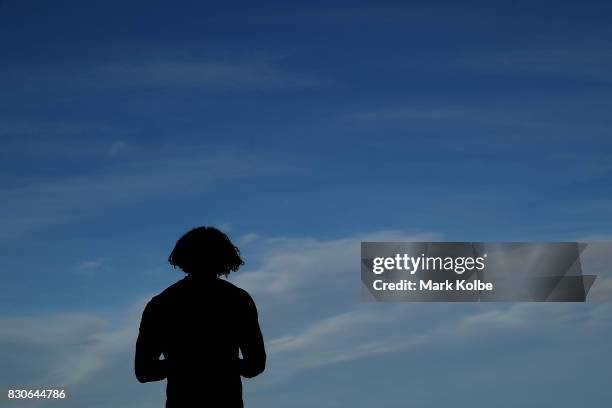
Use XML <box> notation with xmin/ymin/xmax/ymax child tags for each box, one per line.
<box><xmin>238</xmin><ymin>232</ymin><xmax>260</xmax><ymax>245</ymax></box>
<box><xmin>270</xmin><ymin>310</ymin><xmax>389</xmax><ymax>353</ymax></box>
<box><xmin>77</xmin><ymin>257</ymin><xmax>105</xmax><ymax>272</ymax></box>
<box><xmin>459</xmin><ymin>303</ymin><xmax>587</xmax><ymax>331</ymax></box>
<box><xmin>234</xmin><ymin>230</ymin><xmax>442</xmax><ymax>296</ymax></box>
<box><xmin>0</xmin><ymin>314</ymin><xmax>106</xmax><ymax>346</ymax></box>
<box><xmin>0</xmin><ymin>313</ymin><xmax>128</xmax><ymax>389</ymax></box>
<box><xmin>2</xmin><ymin>232</ymin><xmax>612</xmax><ymax>407</ymax></box>
<box><xmin>263</xmin><ymin>307</ymin><xmax>429</xmax><ymax>382</ymax></box>
<box><xmin>0</xmin><ymin>296</ymin><xmax>159</xmax><ymax>408</ymax></box>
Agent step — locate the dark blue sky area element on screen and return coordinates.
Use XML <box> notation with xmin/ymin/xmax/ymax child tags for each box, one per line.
<box><xmin>1</xmin><ymin>3</ymin><xmax>611</xmax><ymax>407</ymax></box>
<box><xmin>1</xmin><ymin>0</ymin><xmax>612</xmax><ymax>303</ymax></box>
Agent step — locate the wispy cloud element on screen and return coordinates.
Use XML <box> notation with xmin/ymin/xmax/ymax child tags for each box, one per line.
<box><xmin>0</xmin><ymin>151</ymin><xmax>261</xmax><ymax>239</ymax></box>
<box><xmin>0</xmin><ymin>296</ymin><xmax>162</xmax><ymax>408</ymax></box>
<box><xmin>348</xmin><ymin>105</ymin><xmax>612</xmax><ymax>135</ymax></box>
<box><xmin>464</xmin><ymin>44</ymin><xmax>612</xmax><ymax>81</ymax></box>
<box><xmin>1</xmin><ymin>231</ymin><xmax>611</xmax><ymax>406</ymax></box>
<box><xmin>85</xmin><ymin>59</ymin><xmax>326</xmax><ymax>90</ymax></box>
<box><xmin>234</xmin><ymin>230</ymin><xmax>442</xmax><ymax>296</ymax></box>
<box><xmin>0</xmin><ymin>121</ymin><xmax>131</xmax><ymax>161</ymax></box>
<box><xmin>238</xmin><ymin>232</ymin><xmax>260</xmax><ymax>245</ymax></box>
<box><xmin>78</xmin><ymin>258</ymin><xmax>105</xmax><ymax>270</ymax></box>
<box><xmin>75</xmin><ymin>257</ymin><xmax>106</xmax><ymax>276</ymax></box>
<box><xmin>265</xmin><ymin>308</ymin><xmax>427</xmax><ymax>380</ymax></box>
<box><xmin>107</xmin><ymin>140</ymin><xmax>134</xmax><ymax>158</ymax></box>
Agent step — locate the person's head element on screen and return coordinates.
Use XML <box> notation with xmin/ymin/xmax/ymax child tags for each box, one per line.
<box><xmin>168</xmin><ymin>226</ymin><xmax>244</xmax><ymax>278</ymax></box>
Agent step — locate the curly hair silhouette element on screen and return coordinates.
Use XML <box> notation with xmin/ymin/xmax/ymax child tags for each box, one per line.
<box><xmin>135</xmin><ymin>226</ymin><xmax>266</xmax><ymax>408</ymax></box>
<box><xmin>168</xmin><ymin>226</ymin><xmax>244</xmax><ymax>277</ymax></box>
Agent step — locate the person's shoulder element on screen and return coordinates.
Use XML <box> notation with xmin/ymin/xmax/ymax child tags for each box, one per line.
<box><xmin>149</xmin><ymin>279</ymin><xmax>189</xmax><ymax>305</ymax></box>
<box><xmin>217</xmin><ymin>278</ymin><xmax>244</xmax><ymax>294</ymax></box>
<box><xmin>218</xmin><ymin>278</ymin><xmax>254</xmax><ymax>303</ymax></box>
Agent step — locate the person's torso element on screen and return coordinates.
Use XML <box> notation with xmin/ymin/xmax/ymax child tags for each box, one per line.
<box><xmin>152</xmin><ymin>277</ymin><xmax>247</xmax><ymax>407</ymax></box>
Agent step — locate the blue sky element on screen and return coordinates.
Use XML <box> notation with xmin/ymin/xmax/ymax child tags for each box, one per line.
<box><xmin>1</xmin><ymin>1</ymin><xmax>612</xmax><ymax>407</ymax></box>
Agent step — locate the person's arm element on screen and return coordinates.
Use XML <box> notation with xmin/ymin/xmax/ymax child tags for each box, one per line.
<box><xmin>239</xmin><ymin>292</ymin><xmax>266</xmax><ymax>378</ymax></box>
<box><xmin>135</xmin><ymin>300</ymin><xmax>168</xmax><ymax>383</ymax></box>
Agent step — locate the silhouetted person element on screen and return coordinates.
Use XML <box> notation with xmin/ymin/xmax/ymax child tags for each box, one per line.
<box><xmin>135</xmin><ymin>226</ymin><xmax>266</xmax><ymax>407</ymax></box>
